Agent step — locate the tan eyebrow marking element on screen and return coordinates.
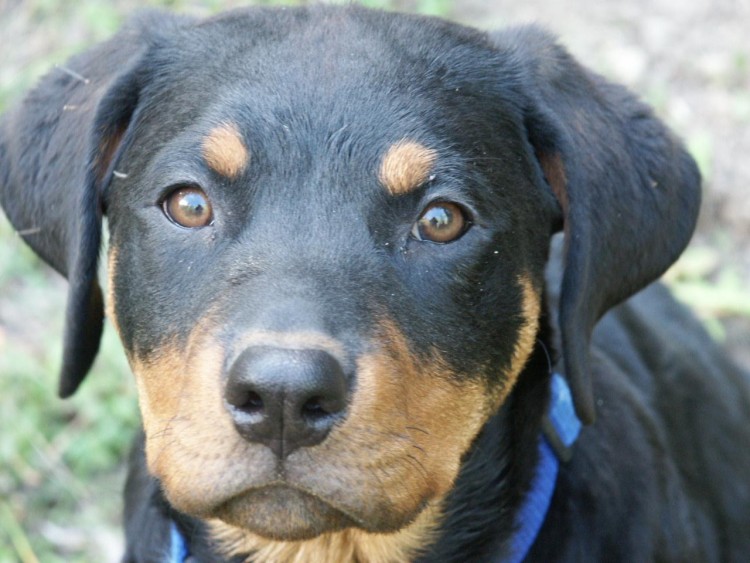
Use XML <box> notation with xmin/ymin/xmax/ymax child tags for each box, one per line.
<box><xmin>379</xmin><ymin>140</ymin><xmax>437</xmax><ymax>196</ymax></box>
<box><xmin>202</xmin><ymin>123</ymin><xmax>249</xmax><ymax>179</ymax></box>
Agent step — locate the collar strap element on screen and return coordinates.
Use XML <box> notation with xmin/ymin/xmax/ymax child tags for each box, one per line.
<box><xmin>169</xmin><ymin>520</ymin><xmax>189</xmax><ymax>563</ymax></box>
<box><xmin>505</xmin><ymin>372</ymin><xmax>582</xmax><ymax>563</ymax></box>
<box><xmin>167</xmin><ymin>373</ymin><xmax>581</xmax><ymax>563</ymax></box>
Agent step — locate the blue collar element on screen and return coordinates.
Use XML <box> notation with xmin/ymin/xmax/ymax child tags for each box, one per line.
<box><xmin>169</xmin><ymin>520</ymin><xmax>189</xmax><ymax>563</ymax></box>
<box><xmin>505</xmin><ymin>372</ymin><xmax>582</xmax><ymax>562</ymax></box>
<box><xmin>167</xmin><ymin>373</ymin><xmax>581</xmax><ymax>563</ymax></box>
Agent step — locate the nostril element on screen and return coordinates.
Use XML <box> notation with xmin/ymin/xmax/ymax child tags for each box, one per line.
<box><xmin>302</xmin><ymin>396</ymin><xmax>331</xmax><ymax>420</ymax></box>
<box><xmin>302</xmin><ymin>396</ymin><xmax>323</xmax><ymax>415</ymax></box>
<box><xmin>225</xmin><ymin>383</ymin><xmax>266</xmax><ymax>419</ymax></box>
<box><xmin>240</xmin><ymin>391</ymin><xmax>264</xmax><ymax>415</ymax></box>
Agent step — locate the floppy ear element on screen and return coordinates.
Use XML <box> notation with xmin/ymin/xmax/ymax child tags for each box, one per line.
<box><xmin>495</xmin><ymin>27</ymin><xmax>701</xmax><ymax>423</ymax></box>
<box><xmin>0</xmin><ymin>16</ymin><xmax>167</xmax><ymax>397</ymax></box>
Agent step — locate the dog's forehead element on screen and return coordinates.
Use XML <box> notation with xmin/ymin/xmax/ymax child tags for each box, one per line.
<box><xmin>143</xmin><ymin>7</ymin><xmax>503</xmax><ymax>136</ymax></box>
<box><xmin>189</xmin><ymin>6</ymin><xmax>490</xmax><ymax>68</ymax></box>
<box><xmin>108</xmin><ymin>6</ymin><xmax>541</xmax><ymax>236</ymax></box>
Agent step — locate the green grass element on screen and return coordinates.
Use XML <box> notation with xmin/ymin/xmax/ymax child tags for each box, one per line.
<box><xmin>0</xmin><ymin>210</ymin><xmax>137</xmax><ymax>561</ymax></box>
<box><xmin>357</xmin><ymin>0</ymin><xmax>452</xmax><ymax>16</ymax></box>
<box><xmin>0</xmin><ymin>7</ymin><xmax>170</xmax><ymax>555</ymax></box>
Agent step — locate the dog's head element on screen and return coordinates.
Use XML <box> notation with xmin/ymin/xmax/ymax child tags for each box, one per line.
<box><xmin>0</xmin><ymin>6</ymin><xmax>699</xmax><ymax>548</ymax></box>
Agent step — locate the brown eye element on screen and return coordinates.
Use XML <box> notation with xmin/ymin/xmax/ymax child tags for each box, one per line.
<box><xmin>411</xmin><ymin>202</ymin><xmax>469</xmax><ymax>243</ymax></box>
<box><xmin>163</xmin><ymin>186</ymin><xmax>213</xmax><ymax>228</ymax></box>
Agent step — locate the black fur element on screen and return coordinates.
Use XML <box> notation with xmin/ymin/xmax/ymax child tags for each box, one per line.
<box><xmin>1</xmin><ymin>6</ymin><xmax>748</xmax><ymax>562</ymax></box>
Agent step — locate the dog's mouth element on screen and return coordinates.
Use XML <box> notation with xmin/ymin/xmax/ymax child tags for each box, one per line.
<box><xmin>213</xmin><ymin>484</ymin><xmax>365</xmax><ymax>541</ymax></box>
<box><xmin>152</xmin><ymin>436</ymin><xmax>438</xmax><ymax>540</ymax></box>
<box><xmin>136</xmin><ymin>326</ymin><xmax>501</xmax><ymax>541</ymax></box>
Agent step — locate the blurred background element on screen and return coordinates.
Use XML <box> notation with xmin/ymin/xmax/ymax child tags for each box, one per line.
<box><xmin>0</xmin><ymin>0</ymin><xmax>748</xmax><ymax>560</ymax></box>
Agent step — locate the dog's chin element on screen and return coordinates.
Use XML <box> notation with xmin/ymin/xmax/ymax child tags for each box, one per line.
<box><xmin>212</xmin><ymin>485</ymin><xmax>365</xmax><ymax>541</ymax></box>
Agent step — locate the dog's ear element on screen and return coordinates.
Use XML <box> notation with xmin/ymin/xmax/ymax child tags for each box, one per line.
<box><xmin>495</xmin><ymin>28</ymin><xmax>701</xmax><ymax>423</ymax></box>
<box><xmin>0</xmin><ymin>15</ymin><xmax>174</xmax><ymax>397</ymax></box>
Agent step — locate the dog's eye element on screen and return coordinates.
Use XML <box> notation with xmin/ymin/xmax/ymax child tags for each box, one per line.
<box><xmin>411</xmin><ymin>202</ymin><xmax>469</xmax><ymax>243</ymax></box>
<box><xmin>162</xmin><ymin>186</ymin><xmax>213</xmax><ymax>228</ymax></box>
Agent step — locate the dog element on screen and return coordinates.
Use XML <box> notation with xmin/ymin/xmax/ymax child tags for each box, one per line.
<box><xmin>2</xmin><ymin>5</ymin><xmax>749</xmax><ymax>562</ymax></box>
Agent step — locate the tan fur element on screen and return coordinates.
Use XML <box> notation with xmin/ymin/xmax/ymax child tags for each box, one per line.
<box><xmin>347</xmin><ymin>320</ymin><xmax>494</xmax><ymax>503</ymax></box>
<box><xmin>202</xmin><ymin>123</ymin><xmax>250</xmax><ymax>179</ymax></box>
<box><xmin>379</xmin><ymin>140</ymin><xmax>437</xmax><ymax>196</ymax></box>
<box><xmin>130</xmin><ymin>328</ymin><xmax>269</xmax><ymax>518</ymax></box>
<box><xmin>537</xmin><ymin>151</ymin><xmax>567</xmax><ymax>213</ymax></box>
<box><xmin>499</xmin><ymin>274</ymin><xmax>542</xmax><ymax>406</ymax></box>
<box><xmin>129</xmin><ymin>317</ymin><xmax>507</xmax><ymax>557</ymax></box>
<box><xmin>96</xmin><ymin>126</ymin><xmax>127</xmax><ymax>184</ymax></box>
<box><xmin>209</xmin><ymin>502</ymin><xmax>443</xmax><ymax>563</ymax></box>
<box><xmin>106</xmin><ymin>245</ymin><xmax>120</xmax><ymax>335</ymax></box>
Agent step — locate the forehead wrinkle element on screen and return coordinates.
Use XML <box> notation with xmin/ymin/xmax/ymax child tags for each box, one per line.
<box><xmin>379</xmin><ymin>140</ymin><xmax>437</xmax><ymax>196</ymax></box>
<box><xmin>202</xmin><ymin>122</ymin><xmax>250</xmax><ymax>179</ymax></box>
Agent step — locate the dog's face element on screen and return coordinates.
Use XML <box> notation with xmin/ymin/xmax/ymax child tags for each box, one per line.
<box><xmin>0</xmin><ymin>5</ymin><xmax>700</xmax><ymax>550</ymax></box>
<box><xmin>105</xmin><ymin>12</ymin><xmax>554</xmax><ymax>539</ymax></box>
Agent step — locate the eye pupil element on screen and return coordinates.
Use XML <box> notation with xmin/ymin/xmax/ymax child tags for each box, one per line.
<box><xmin>178</xmin><ymin>192</ymin><xmax>206</xmax><ymax>217</ymax></box>
<box><xmin>164</xmin><ymin>186</ymin><xmax>213</xmax><ymax>228</ymax></box>
<box><xmin>413</xmin><ymin>202</ymin><xmax>468</xmax><ymax>243</ymax></box>
<box><xmin>425</xmin><ymin>206</ymin><xmax>453</xmax><ymax>230</ymax></box>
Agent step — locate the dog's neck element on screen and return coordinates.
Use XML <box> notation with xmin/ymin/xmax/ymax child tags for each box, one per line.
<box><xmin>416</xmin><ymin>339</ymin><xmax>570</xmax><ymax>561</ymax></box>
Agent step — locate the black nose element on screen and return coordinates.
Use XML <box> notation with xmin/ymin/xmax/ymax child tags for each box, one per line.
<box><xmin>224</xmin><ymin>347</ymin><xmax>348</xmax><ymax>457</ymax></box>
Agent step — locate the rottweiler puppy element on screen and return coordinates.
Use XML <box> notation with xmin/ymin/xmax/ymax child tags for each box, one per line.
<box><xmin>1</xmin><ymin>5</ymin><xmax>749</xmax><ymax>562</ymax></box>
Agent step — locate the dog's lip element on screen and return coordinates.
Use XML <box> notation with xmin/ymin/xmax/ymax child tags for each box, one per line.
<box><xmin>221</xmin><ymin>481</ymin><xmax>367</xmax><ymax>527</ymax></box>
<box><xmin>211</xmin><ymin>481</ymin><xmax>377</xmax><ymax>540</ymax></box>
